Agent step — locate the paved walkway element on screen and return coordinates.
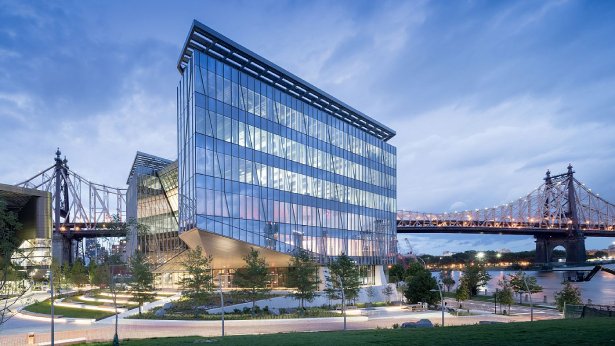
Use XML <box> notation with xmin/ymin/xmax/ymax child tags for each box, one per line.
<box><xmin>0</xmin><ymin>297</ymin><xmax>563</xmax><ymax>345</ymax></box>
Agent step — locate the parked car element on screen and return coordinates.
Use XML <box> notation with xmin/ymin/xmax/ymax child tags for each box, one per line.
<box><xmin>401</xmin><ymin>319</ymin><xmax>434</xmax><ymax>328</ymax></box>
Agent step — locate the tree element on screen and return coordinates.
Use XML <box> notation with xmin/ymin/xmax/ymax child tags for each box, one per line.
<box><xmin>439</xmin><ymin>270</ymin><xmax>455</xmax><ymax>292</ymax></box>
<box><xmin>323</xmin><ymin>279</ymin><xmax>340</xmax><ymax>308</ymax></box>
<box><xmin>459</xmin><ymin>263</ymin><xmax>491</xmax><ymax>296</ymax></box>
<box><xmin>178</xmin><ymin>246</ymin><xmax>213</xmax><ymax>304</ymax></box>
<box><xmin>388</xmin><ymin>264</ymin><xmax>406</xmax><ymax>284</ymax></box>
<box><xmin>396</xmin><ymin>282</ymin><xmax>407</xmax><ymax>304</ymax></box>
<box><xmin>404</xmin><ymin>267</ymin><xmax>438</xmax><ymax>305</ymax></box>
<box><xmin>508</xmin><ymin>271</ymin><xmax>542</xmax><ymax>304</ymax></box>
<box><xmin>88</xmin><ymin>262</ymin><xmax>98</xmax><ymax>286</ymax></box>
<box><xmin>128</xmin><ymin>251</ymin><xmax>155</xmax><ymax>316</ymax></box>
<box><xmin>365</xmin><ymin>286</ymin><xmax>377</xmax><ymax>306</ymax></box>
<box><xmin>593</xmin><ymin>251</ymin><xmax>608</xmax><ymax>259</ymax></box>
<box><xmin>554</xmin><ymin>282</ymin><xmax>582</xmax><ymax>311</ymax></box>
<box><xmin>455</xmin><ymin>281</ymin><xmax>469</xmax><ymax>307</ymax></box>
<box><xmin>233</xmin><ymin>248</ymin><xmax>270</xmax><ymax>316</ymax></box>
<box><xmin>382</xmin><ymin>284</ymin><xmax>394</xmax><ymax>304</ymax></box>
<box><xmin>105</xmin><ymin>254</ymin><xmax>126</xmax><ymax>346</ymax></box>
<box><xmin>327</xmin><ymin>253</ymin><xmax>362</xmax><ymax>304</ymax></box>
<box><xmin>70</xmin><ymin>259</ymin><xmax>89</xmax><ymax>288</ymax></box>
<box><xmin>287</xmin><ymin>249</ymin><xmax>320</xmax><ymax>312</ymax></box>
<box><xmin>0</xmin><ymin>199</ymin><xmax>29</xmax><ymax>327</ymax></box>
<box><xmin>91</xmin><ymin>264</ymin><xmax>110</xmax><ymax>289</ymax></box>
<box><xmin>496</xmin><ymin>278</ymin><xmax>514</xmax><ymax>314</ymax></box>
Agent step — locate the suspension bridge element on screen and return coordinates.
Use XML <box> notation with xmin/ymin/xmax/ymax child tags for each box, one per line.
<box><xmin>15</xmin><ymin>149</ymin><xmax>127</xmax><ymax>265</ymax></box>
<box><xmin>397</xmin><ymin>165</ymin><xmax>615</xmax><ymax>263</ymax></box>
<box><xmin>9</xmin><ymin>149</ymin><xmax>615</xmax><ymax>265</ymax></box>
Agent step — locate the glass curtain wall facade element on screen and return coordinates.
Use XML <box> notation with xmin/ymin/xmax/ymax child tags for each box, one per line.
<box><xmin>177</xmin><ymin>21</ymin><xmax>397</xmax><ymax>268</ymax></box>
<box><xmin>127</xmin><ymin>152</ymin><xmax>185</xmax><ymax>267</ymax></box>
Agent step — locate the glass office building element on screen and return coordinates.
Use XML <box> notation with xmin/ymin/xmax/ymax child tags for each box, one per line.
<box><xmin>176</xmin><ymin>21</ymin><xmax>397</xmax><ymax>284</ymax></box>
<box><xmin>126</xmin><ymin>152</ymin><xmax>185</xmax><ymax>270</ymax></box>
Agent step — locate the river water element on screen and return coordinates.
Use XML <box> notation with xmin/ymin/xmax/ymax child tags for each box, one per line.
<box><xmin>435</xmin><ymin>264</ymin><xmax>615</xmax><ymax>306</ymax></box>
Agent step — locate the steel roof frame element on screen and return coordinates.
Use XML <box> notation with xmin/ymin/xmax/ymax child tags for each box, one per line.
<box><xmin>178</xmin><ymin>20</ymin><xmax>396</xmax><ymax>141</ymax></box>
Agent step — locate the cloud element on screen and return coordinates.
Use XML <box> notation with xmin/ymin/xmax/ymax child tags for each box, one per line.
<box><xmin>390</xmin><ymin>95</ymin><xmax>615</xmax><ymax>212</ymax></box>
<box><xmin>1</xmin><ymin>0</ymin><xmax>615</xmax><ymax>254</ymax></box>
<box><xmin>400</xmin><ymin>234</ymin><xmax>536</xmax><ymax>256</ymax></box>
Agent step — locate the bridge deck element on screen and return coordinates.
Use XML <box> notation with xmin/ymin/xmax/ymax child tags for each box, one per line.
<box><xmin>396</xmin><ymin>226</ymin><xmax>615</xmax><ymax>237</ymax></box>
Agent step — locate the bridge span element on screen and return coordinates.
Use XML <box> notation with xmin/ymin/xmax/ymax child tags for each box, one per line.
<box><xmin>397</xmin><ymin>165</ymin><xmax>615</xmax><ymax>264</ymax></box>
<box><xmin>16</xmin><ymin>149</ymin><xmax>127</xmax><ymax>265</ymax></box>
<box><xmin>9</xmin><ymin>150</ymin><xmax>615</xmax><ymax>266</ymax></box>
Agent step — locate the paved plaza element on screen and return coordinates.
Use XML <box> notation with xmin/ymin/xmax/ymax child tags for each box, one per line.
<box><xmin>0</xmin><ymin>297</ymin><xmax>562</xmax><ymax>345</ymax></box>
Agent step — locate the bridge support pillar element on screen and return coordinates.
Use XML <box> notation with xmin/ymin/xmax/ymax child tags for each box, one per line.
<box><xmin>565</xmin><ymin>236</ymin><xmax>587</xmax><ymax>263</ymax></box>
<box><xmin>52</xmin><ymin>232</ymin><xmax>72</xmax><ymax>266</ymax></box>
<box><xmin>534</xmin><ymin>234</ymin><xmax>587</xmax><ymax>264</ymax></box>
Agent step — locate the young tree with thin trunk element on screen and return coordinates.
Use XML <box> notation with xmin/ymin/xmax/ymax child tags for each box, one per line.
<box><xmin>365</xmin><ymin>286</ymin><xmax>376</xmax><ymax>306</ymax></box>
<box><xmin>327</xmin><ymin>253</ymin><xmax>361</xmax><ymax>304</ymax></box>
<box><xmin>179</xmin><ymin>246</ymin><xmax>213</xmax><ymax>305</ymax></box>
<box><xmin>382</xmin><ymin>284</ymin><xmax>394</xmax><ymax>304</ymax></box>
<box><xmin>455</xmin><ymin>281</ymin><xmax>470</xmax><ymax>309</ymax></box>
<box><xmin>128</xmin><ymin>251</ymin><xmax>155</xmax><ymax>316</ymax></box>
<box><xmin>439</xmin><ymin>270</ymin><xmax>455</xmax><ymax>292</ymax></box>
<box><xmin>233</xmin><ymin>248</ymin><xmax>270</xmax><ymax>316</ymax></box>
<box><xmin>555</xmin><ymin>281</ymin><xmax>582</xmax><ymax>312</ymax></box>
<box><xmin>287</xmin><ymin>249</ymin><xmax>320</xmax><ymax>312</ymax></box>
<box><xmin>70</xmin><ymin>259</ymin><xmax>89</xmax><ymax>288</ymax></box>
<box><xmin>508</xmin><ymin>271</ymin><xmax>542</xmax><ymax>304</ymax></box>
<box><xmin>497</xmin><ymin>278</ymin><xmax>514</xmax><ymax>314</ymax></box>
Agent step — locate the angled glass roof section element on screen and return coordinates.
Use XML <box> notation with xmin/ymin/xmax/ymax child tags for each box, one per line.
<box><xmin>178</xmin><ymin>20</ymin><xmax>396</xmax><ymax>141</ymax></box>
<box><xmin>127</xmin><ymin>151</ymin><xmax>174</xmax><ymax>184</ymax></box>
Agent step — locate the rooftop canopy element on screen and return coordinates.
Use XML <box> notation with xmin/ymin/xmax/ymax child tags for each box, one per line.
<box><xmin>178</xmin><ymin>20</ymin><xmax>396</xmax><ymax>141</ymax></box>
<box><xmin>127</xmin><ymin>151</ymin><xmax>174</xmax><ymax>184</ymax></box>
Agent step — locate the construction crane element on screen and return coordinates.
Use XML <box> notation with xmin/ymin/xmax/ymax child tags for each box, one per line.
<box><xmin>396</xmin><ymin>237</ymin><xmax>423</xmax><ymax>269</ymax></box>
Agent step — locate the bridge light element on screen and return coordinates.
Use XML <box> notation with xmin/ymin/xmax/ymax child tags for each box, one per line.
<box><xmin>75</xmin><ymin>226</ymin><xmax>80</xmax><ymax>231</ymax></box>
<box><xmin>60</xmin><ymin>226</ymin><xmax>66</xmax><ymax>232</ymax></box>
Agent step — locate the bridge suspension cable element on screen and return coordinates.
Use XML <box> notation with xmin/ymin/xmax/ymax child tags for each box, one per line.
<box><xmin>15</xmin><ymin>149</ymin><xmax>127</xmax><ymax>235</ymax></box>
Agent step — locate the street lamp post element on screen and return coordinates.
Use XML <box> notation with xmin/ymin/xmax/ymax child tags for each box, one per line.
<box><xmin>494</xmin><ymin>288</ymin><xmax>498</xmax><ymax>314</ymax></box>
<box><xmin>523</xmin><ymin>277</ymin><xmax>533</xmax><ymax>322</ymax></box>
<box><xmin>431</xmin><ymin>281</ymin><xmax>444</xmax><ymax>327</ymax></box>
<box><xmin>218</xmin><ymin>273</ymin><xmax>224</xmax><ymax>337</ymax></box>
<box><xmin>109</xmin><ymin>263</ymin><xmax>123</xmax><ymax>345</ymax></box>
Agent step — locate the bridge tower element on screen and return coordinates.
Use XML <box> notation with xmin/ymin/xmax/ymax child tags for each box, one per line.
<box><xmin>534</xmin><ymin>164</ymin><xmax>587</xmax><ymax>264</ymax></box>
<box><xmin>52</xmin><ymin>149</ymin><xmax>73</xmax><ymax>265</ymax></box>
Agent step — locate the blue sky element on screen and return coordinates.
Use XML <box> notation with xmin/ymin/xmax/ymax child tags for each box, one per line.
<box><xmin>1</xmin><ymin>0</ymin><xmax>615</xmax><ymax>255</ymax></box>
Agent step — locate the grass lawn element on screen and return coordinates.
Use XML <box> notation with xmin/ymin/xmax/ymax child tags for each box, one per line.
<box><xmin>443</xmin><ymin>292</ymin><xmax>494</xmax><ymax>302</ymax></box>
<box><xmin>79</xmin><ymin>318</ymin><xmax>615</xmax><ymax>345</ymax></box>
<box><xmin>23</xmin><ymin>300</ymin><xmax>115</xmax><ymax>320</ymax></box>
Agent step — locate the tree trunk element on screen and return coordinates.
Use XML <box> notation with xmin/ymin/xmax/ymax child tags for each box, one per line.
<box><xmin>252</xmin><ymin>288</ymin><xmax>256</xmax><ymax>317</ymax></box>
